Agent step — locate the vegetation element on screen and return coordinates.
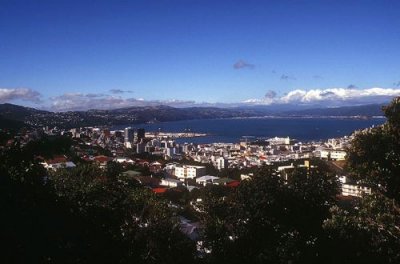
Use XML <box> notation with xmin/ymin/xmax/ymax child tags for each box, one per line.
<box><xmin>347</xmin><ymin>97</ymin><xmax>400</xmax><ymax>202</ymax></box>
<box><xmin>198</xmin><ymin>164</ymin><xmax>339</xmax><ymax>264</ymax></box>
<box><xmin>0</xmin><ymin>141</ymin><xmax>195</xmax><ymax>263</ymax></box>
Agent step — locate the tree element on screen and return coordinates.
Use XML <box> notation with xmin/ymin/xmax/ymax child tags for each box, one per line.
<box><xmin>49</xmin><ymin>163</ymin><xmax>197</xmax><ymax>263</ymax></box>
<box><xmin>347</xmin><ymin>97</ymin><xmax>400</xmax><ymax>202</ymax></box>
<box><xmin>24</xmin><ymin>135</ymin><xmax>73</xmax><ymax>158</ymax></box>
<box><xmin>324</xmin><ymin>96</ymin><xmax>400</xmax><ymax>263</ymax></box>
<box><xmin>195</xmin><ymin>185</ymin><xmax>234</xmax><ymax>263</ymax></box>
<box><xmin>0</xmin><ymin>143</ymin><xmax>100</xmax><ymax>263</ymax></box>
<box><xmin>200</xmin><ymin>162</ymin><xmax>339</xmax><ymax>264</ymax></box>
<box><xmin>322</xmin><ymin>193</ymin><xmax>400</xmax><ymax>263</ymax></box>
<box><xmin>0</xmin><ymin>138</ymin><xmax>196</xmax><ymax>263</ymax></box>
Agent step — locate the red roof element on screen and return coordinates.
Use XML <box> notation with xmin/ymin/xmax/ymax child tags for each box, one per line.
<box><xmin>227</xmin><ymin>180</ymin><xmax>240</xmax><ymax>188</ymax></box>
<box><xmin>94</xmin><ymin>155</ymin><xmax>110</xmax><ymax>163</ymax></box>
<box><xmin>82</xmin><ymin>156</ymin><xmax>92</xmax><ymax>162</ymax></box>
<box><xmin>152</xmin><ymin>187</ymin><xmax>167</xmax><ymax>194</ymax></box>
<box><xmin>136</xmin><ymin>159</ymin><xmax>149</xmax><ymax>165</ymax></box>
<box><xmin>46</xmin><ymin>156</ymin><xmax>67</xmax><ymax>164</ymax></box>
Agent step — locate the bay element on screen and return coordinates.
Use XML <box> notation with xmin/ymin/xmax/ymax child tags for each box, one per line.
<box><xmin>117</xmin><ymin>117</ymin><xmax>386</xmax><ymax>144</ymax></box>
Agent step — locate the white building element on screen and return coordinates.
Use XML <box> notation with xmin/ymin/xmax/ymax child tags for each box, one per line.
<box><xmin>196</xmin><ymin>175</ymin><xmax>220</xmax><ymax>186</ymax></box>
<box><xmin>215</xmin><ymin>157</ymin><xmax>228</xmax><ymax>170</ymax></box>
<box><xmin>175</xmin><ymin>165</ymin><xmax>206</xmax><ymax>179</ymax></box>
<box><xmin>160</xmin><ymin>178</ymin><xmax>183</xmax><ymax>187</ymax></box>
<box><xmin>124</xmin><ymin>141</ymin><xmax>132</xmax><ymax>149</ymax></box>
<box><xmin>339</xmin><ymin>176</ymin><xmax>372</xmax><ymax>197</ymax></box>
<box><xmin>320</xmin><ymin>149</ymin><xmax>347</xmax><ymax>161</ymax></box>
<box><xmin>342</xmin><ymin>184</ymin><xmax>372</xmax><ymax>197</ymax></box>
<box><xmin>267</xmin><ymin>136</ymin><xmax>290</xmax><ymax>145</ymax></box>
<box><xmin>330</xmin><ymin>150</ymin><xmax>347</xmax><ymax>160</ymax></box>
<box><xmin>277</xmin><ymin>163</ymin><xmax>295</xmax><ymax>171</ymax></box>
<box><xmin>114</xmin><ymin>157</ymin><xmax>134</xmax><ymax>164</ymax></box>
<box><xmin>240</xmin><ymin>173</ymin><xmax>254</xmax><ymax>180</ymax></box>
<box><xmin>41</xmin><ymin>156</ymin><xmax>76</xmax><ymax>171</ymax></box>
<box><xmin>124</xmin><ymin>127</ymin><xmax>134</xmax><ymax>143</ymax></box>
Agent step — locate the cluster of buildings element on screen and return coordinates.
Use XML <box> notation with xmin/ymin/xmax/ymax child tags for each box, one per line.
<box><xmin>32</xmin><ymin>127</ymin><xmax>350</xmax><ymax>169</ymax></box>
<box><xmin>2</xmin><ymin>125</ymin><xmax>372</xmax><ymax>198</ymax></box>
<box><xmin>170</xmin><ymin>136</ymin><xmax>350</xmax><ymax>170</ymax></box>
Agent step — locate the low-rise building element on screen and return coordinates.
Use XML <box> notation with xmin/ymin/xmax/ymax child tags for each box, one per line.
<box><xmin>340</xmin><ymin>176</ymin><xmax>372</xmax><ymax>197</ymax></box>
<box><xmin>320</xmin><ymin>149</ymin><xmax>347</xmax><ymax>161</ymax></box>
<box><xmin>161</xmin><ymin>178</ymin><xmax>183</xmax><ymax>187</ymax></box>
<box><xmin>196</xmin><ymin>175</ymin><xmax>220</xmax><ymax>186</ymax></box>
<box><xmin>175</xmin><ymin>165</ymin><xmax>206</xmax><ymax>179</ymax></box>
<box><xmin>41</xmin><ymin>155</ymin><xmax>76</xmax><ymax>171</ymax></box>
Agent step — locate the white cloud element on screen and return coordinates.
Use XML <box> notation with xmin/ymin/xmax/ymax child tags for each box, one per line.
<box><xmin>50</xmin><ymin>93</ymin><xmax>197</xmax><ymax>111</ymax></box>
<box><xmin>3</xmin><ymin>86</ymin><xmax>400</xmax><ymax>111</ymax></box>
<box><xmin>0</xmin><ymin>88</ymin><xmax>41</xmax><ymax>103</ymax></box>
<box><xmin>243</xmin><ymin>87</ymin><xmax>400</xmax><ymax>106</ymax></box>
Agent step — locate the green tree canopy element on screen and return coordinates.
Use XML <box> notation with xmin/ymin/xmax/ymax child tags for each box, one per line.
<box><xmin>323</xmin><ymin>193</ymin><xmax>400</xmax><ymax>263</ymax></box>
<box><xmin>347</xmin><ymin>97</ymin><xmax>400</xmax><ymax>202</ymax></box>
<box><xmin>0</xmin><ymin>140</ymin><xmax>196</xmax><ymax>263</ymax></box>
<box><xmin>200</xmin><ymin>162</ymin><xmax>339</xmax><ymax>264</ymax></box>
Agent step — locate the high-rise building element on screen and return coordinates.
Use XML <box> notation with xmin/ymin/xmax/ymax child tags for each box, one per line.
<box><xmin>216</xmin><ymin>157</ymin><xmax>229</xmax><ymax>170</ymax></box>
<box><xmin>136</xmin><ymin>142</ymin><xmax>146</xmax><ymax>154</ymax></box>
<box><xmin>124</xmin><ymin>127</ymin><xmax>134</xmax><ymax>143</ymax></box>
<box><xmin>136</xmin><ymin>128</ymin><xmax>145</xmax><ymax>143</ymax></box>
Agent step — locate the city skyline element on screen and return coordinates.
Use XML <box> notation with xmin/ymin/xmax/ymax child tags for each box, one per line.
<box><xmin>1</xmin><ymin>0</ymin><xmax>400</xmax><ymax>110</ymax></box>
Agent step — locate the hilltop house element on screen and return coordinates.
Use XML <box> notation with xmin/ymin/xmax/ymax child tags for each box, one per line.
<box><xmin>41</xmin><ymin>155</ymin><xmax>76</xmax><ymax>171</ymax></box>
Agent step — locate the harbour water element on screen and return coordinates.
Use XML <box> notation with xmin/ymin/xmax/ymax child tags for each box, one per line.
<box><xmin>117</xmin><ymin>117</ymin><xmax>386</xmax><ymax>144</ymax></box>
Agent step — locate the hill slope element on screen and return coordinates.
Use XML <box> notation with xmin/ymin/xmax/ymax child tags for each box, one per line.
<box><xmin>282</xmin><ymin>104</ymin><xmax>385</xmax><ymax>117</ymax></box>
<box><xmin>0</xmin><ymin>103</ymin><xmax>387</xmax><ymax>129</ymax></box>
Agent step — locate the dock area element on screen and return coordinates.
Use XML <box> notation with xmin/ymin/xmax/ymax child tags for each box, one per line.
<box><xmin>145</xmin><ymin>132</ymin><xmax>207</xmax><ymax>139</ymax></box>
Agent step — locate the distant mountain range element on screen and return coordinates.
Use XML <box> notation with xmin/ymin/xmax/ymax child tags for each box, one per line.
<box><xmin>282</xmin><ymin>104</ymin><xmax>385</xmax><ymax>117</ymax></box>
<box><xmin>0</xmin><ymin>103</ymin><xmax>386</xmax><ymax>129</ymax></box>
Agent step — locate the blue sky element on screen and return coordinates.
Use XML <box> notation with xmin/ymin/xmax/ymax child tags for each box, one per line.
<box><xmin>1</xmin><ymin>0</ymin><xmax>400</xmax><ymax>110</ymax></box>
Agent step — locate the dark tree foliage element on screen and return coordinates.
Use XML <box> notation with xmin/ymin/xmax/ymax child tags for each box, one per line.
<box><xmin>24</xmin><ymin>135</ymin><xmax>73</xmax><ymax>158</ymax></box>
<box><xmin>218</xmin><ymin>167</ymin><xmax>256</xmax><ymax>180</ymax></box>
<box><xmin>347</xmin><ymin>97</ymin><xmax>400</xmax><ymax>202</ymax></box>
<box><xmin>164</xmin><ymin>186</ymin><xmax>190</xmax><ymax>205</ymax></box>
<box><xmin>200</xmin><ymin>163</ymin><xmax>339</xmax><ymax>264</ymax></box>
<box><xmin>48</xmin><ymin>164</ymin><xmax>197</xmax><ymax>263</ymax></box>
<box><xmin>105</xmin><ymin>160</ymin><xmax>124</xmax><ymax>180</ymax></box>
<box><xmin>131</xmin><ymin>152</ymin><xmax>164</xmax><ymax>162</ymax></box>
<box><xmin>0</xmin><ymin>143</ymin><xmax>92</xmax><ymax>263</ymax></box>
<box><xmin>0</xmin><ymin>129</ymin><xmax>15</xmax><ymax>145</ymax></box>
<box><xmin>195</xmin><ymin>185</ymin><xmax>235</xmax><ymax>261</ymax></box>
<box><xmin>322</xmin><ymin>193</ymin><xmax>400</xmax><ymax>263</ymax></box>
<box><xmin>0</xmin><ymin>140</ymin><xmax>196</xmax><ymax>263</ymax></box>
<box><xmin>324</xmin><ymin>97</ymin><xmax>400</xmax><ymax>264</ymax></box>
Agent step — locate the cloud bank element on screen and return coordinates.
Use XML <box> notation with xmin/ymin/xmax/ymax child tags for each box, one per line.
<box><xmin>243</xmin><ymin>87</ymin><xmax>400</xmax><ymax>106</ymax></box>
<box><xmin>50</xmin><ymin>93</ymin><xmax>196</xmax><ymax>111</ymax></box>
<box><xmin>1</xmin><ymin>87</ymin><xmax>400</xmax><ymax>111</ymax></box>
<box><xmin>0</xmin><ymin>88</ymin><xmax>42</xmax><ymax>103</ymax></box>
